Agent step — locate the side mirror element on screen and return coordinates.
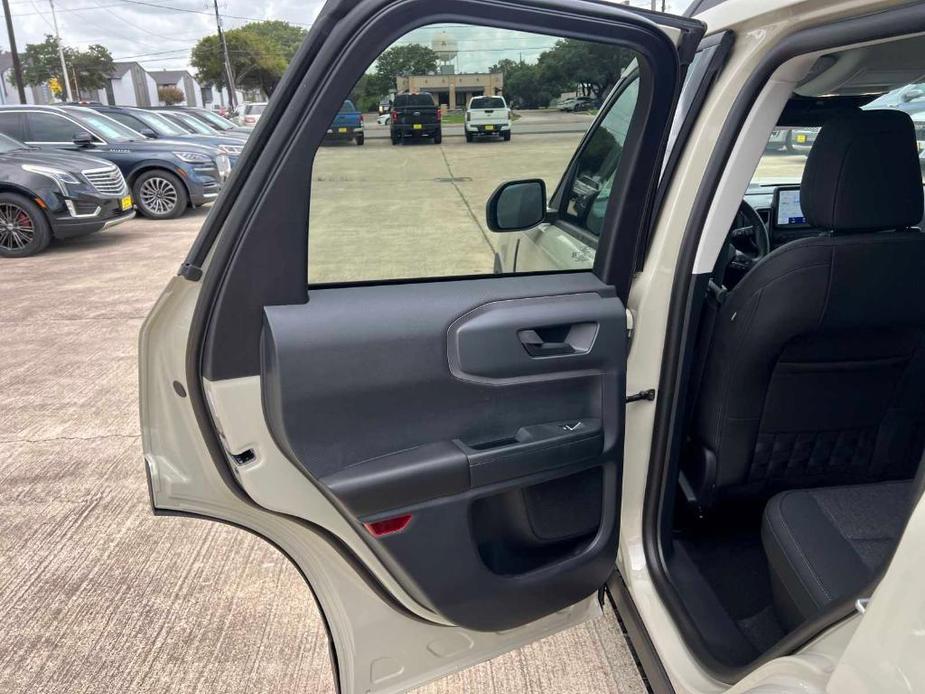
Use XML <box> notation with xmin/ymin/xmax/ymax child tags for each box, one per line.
<box><xmin>72</xmin><ymin>131</ymin><xmax>93</xmax><ymax>146</ymax></box>
<box><xmin>140</xmin><ymin>127</ymin><xmax>158</xmax><ymax>139</ymax></box>
<box><xmin>486</xmin><ymin>179</ymin><xmax>547</xmax><ymax>232</ymax></box>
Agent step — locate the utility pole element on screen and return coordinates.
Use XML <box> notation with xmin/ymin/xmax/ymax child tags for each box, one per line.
<box><xmin>1</xmin><ymin>0</ymin><xmax>27</xmax><ymax>103</ymax></box>
<box><xmin>48</xmin><ymin>0</ymin><xmax>73</xmax><ymax>102</ymax></box>
<box><xmin>212</xmin><ymin>0</ymin><xmax>236</xmax><ymax>109</ymax></box>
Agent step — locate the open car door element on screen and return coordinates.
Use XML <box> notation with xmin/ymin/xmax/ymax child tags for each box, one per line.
<box><xmin>140</xmin><ymin>1</ymin><xmax>703</xmax><ymax>691</ymax></box>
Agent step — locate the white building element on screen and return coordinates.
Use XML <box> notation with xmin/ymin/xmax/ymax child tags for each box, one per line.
<box><xmin>202</xmin><ymin>83</ymin><xmax>249</xmax><ymax>111</ymax></box>
<box><xmin>152</xmin><ymin>69</ymin><xmax>204</xmax><ymax>107</ymax></box>
<box><xmin>95</xmin><ymin>62</ymin><xmax>159</xmax><ymax>107</ymax></box>
<box><xmin>0</xmin><ymin>52</ymin><xmax>52</xmax><ymax>105</ymax></box>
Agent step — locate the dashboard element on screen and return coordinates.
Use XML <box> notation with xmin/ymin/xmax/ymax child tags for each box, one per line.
<box><xmin>743</xmin><ymin>181</ymin><xmax>925</xmax><ymax>248</ymax></box>
<box><xmin>743</xmin><ymin>182</ymin><xmax>829</xmax><ymax>248</ymax></box>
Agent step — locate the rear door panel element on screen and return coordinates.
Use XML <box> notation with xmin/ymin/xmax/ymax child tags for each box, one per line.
<box><xmin>260</xmin><ymin>273</ymin><xmax>625</xmax><ymax>630</ymax></box>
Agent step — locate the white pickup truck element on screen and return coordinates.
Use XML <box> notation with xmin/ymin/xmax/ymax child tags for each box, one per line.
<box><xmin>464</xmin><ymin>95</ymin><xmax>512</xmax><ymax>142</ymax></box>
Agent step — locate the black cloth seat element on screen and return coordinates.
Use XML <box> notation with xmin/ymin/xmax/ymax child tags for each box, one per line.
<box><xmin>685</xmin><ymin>109</ymin><xmax>925</xmax><ymax>509</ymax></box>
<box><xmin>761</xmin><ymin>481</ymin><xmax>913</xmax><ymax>629</ymax></box>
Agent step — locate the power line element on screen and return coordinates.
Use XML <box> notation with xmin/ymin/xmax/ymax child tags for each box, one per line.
<box><xmin>112</xmin><ymin>0</ymin><xmax>312</xmax><ymax>27</ymax></box>
<box><xmin>83</xmin><ymin>0</ymin><xmax>195</xmax><ymax>43</ymax></box>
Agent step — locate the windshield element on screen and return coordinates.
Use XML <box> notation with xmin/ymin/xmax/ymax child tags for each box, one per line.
<box><xmin>171</xmin><ymin>112</ymin><xmax>214</xmax><ymax>135</ymax></box>
<box><xmin>339</xmin><ymin>100</ymin><xmax>356</xmax><ymax>113</ymax></box>
<box><xmin>70</xmin><ymin>110</ymin><xmax>142</xmax><ymax>142</ymax></box>
<box><xmin>0</xmin><ymin>133</ymin><xmax>27</xmax><ymax>153</ymax></box>
<box><xmin>196</xmin><ymin>110</ymin><xmax>235</xmax><ymax>129</ymax></box>
<box><xmin>244</xmin><ymin>103</ymin><xmax>266</xmax><ymax>115</ymax></box>
<box><xmin>133</xmin><ymin>111</ymin><xmax>188</xmax><ymax>137</ymax></box>
<box><xmin>469</xmin><ymin>97</ymin><xmax>505</xmax><ymax>109</ymax></box>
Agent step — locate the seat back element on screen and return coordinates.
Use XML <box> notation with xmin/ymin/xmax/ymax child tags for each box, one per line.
<box><xmin>686</xmin><ymin>109</ymin><xmax>925</xmax><ymax>508</ymax></box>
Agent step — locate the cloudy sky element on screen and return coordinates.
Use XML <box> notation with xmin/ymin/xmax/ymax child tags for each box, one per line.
<box><xmin>2</xmin><ymin>0</ymin><xmax>691</xmax><ymax>74</ymax></box>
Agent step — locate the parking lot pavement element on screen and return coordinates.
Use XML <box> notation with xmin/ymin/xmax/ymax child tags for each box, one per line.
<box><xmin>0</xmin><ymin>134</ymin><xmax>646</xmax><ymax>693</ymax></box>
<box><xmin>310</xmin><ymin>131</ymin><xmax>586</xmax><ymax>283</ymax></box>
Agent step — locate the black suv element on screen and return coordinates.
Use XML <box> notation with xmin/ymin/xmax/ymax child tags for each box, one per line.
<box><xmin>389</xmin><ymin>93</ymin><xmax>442</xmax><ymax>144</ymax></box>
<box><xmin>0</xmin><ymin>105</ymin><xmax>230</xmax><ymax>219</ymax></box>
<box><xmin>0</xmin><ymin>132</ymin><xmax>134</xmax><ymax>257</ymax></box>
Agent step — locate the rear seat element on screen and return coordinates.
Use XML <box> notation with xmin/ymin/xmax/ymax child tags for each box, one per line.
<box><xmin>761</xmin><ymin>481</ymin><xmax>913</xmax><ymax>629</ymax></box>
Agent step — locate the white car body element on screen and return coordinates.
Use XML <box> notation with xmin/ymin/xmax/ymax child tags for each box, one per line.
<box><xmin>140</xmin><ymin>1</ymin><xmax>925</xmax><ymax>693</ymax></box>
<box><xmin>241</xmin><ymin>102</ymin><xmax>267</xmax><ymax>127</ymax></box>
<box><xmin>464</xmin><ymin>95</ymin><xmax>511</xmax><ymax>139</ymax></box>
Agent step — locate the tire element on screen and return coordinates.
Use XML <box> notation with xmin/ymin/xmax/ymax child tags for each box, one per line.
<box><xmin>433</xmin><ymin>130</ymin><xmax>442</xmax><ymax>145</ymax></box>
<box><xmin>0</xmin><ymin>192</ymin><xmax>51</xmax><ymax>258</ymax></box>
<box><xmin>465</xmin><ymin>132</ymin><xmax>473</xmax><ymax>143</ymax></box>
<box><xmin>133</xmin><ymin>170</ymin><xmax>188</xmax><ymax>220</ymax></box>
<box><xmin>503</xmin><ymin>131</ymin><xmax>511</xmax><ymax>142</ymax></box>
<box><xmin>356</xmin><ymin>134</ymin><xmax>364</xmax><ymax>146</ymax></box>
<box><xmin>391</xmin><ymin>135</ymin><xmax>400</xmax><ymax>145</ymax></box>
<box><xmin>784</xmin><ymin>130</ymin><xmax>796</xmax><ymax>154</ymax></box>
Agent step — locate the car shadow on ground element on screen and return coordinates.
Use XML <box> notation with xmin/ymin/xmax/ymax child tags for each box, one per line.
<box><xmin>41</xmin><ymin>207</ymin><xmax>212</xmax><ymax>257</ymax></box>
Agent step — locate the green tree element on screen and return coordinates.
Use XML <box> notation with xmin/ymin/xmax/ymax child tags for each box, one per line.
<box><xmin>191</xmin><ymin>20</ymin><xmax>306</xmax><ymax>97</ymax></box>
<box><xmin>158</xmin><ymin>85</ymin><xmax>185</xmax><ymax>106</ymax></box>
<box><xmin>537</xmin><ymin>39</ymin><xmax>635</xmax><ymax>99</ymax></box>
<box><xmin>367</xmin><ymin>43</ymin><xmax>438</xmax><ymax>99</ymax></box>
<box><xmin>21</xmin><ymin>35</ymin><xmax>114</xmax><ymax>93</ymax></box>
<box><xmin>489</xmin><ymin>59</ymin><xmax>550</xmax><ymax>109</ymax></box>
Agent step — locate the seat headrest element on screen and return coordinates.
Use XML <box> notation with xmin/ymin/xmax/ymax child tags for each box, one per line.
<box><xmin>800</xmin><ymin>109</ymin><xmax>923</xmax><ymax>232</ymax></box>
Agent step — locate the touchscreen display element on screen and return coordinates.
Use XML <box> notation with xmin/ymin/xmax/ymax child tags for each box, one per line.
<box><xmin>776</xmin><ymin>188</ymin><xmax>806</xmax><ymax>226</ymax></box>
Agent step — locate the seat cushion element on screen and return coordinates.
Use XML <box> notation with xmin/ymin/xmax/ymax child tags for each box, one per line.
<box><xmin>761</xmin><ymin>481</ymin><xmax>912</xmax><ymax>629</ymax></box>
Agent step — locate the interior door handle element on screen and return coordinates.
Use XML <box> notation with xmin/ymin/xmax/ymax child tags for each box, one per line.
<box><xmin>518</xmin><ymin>329</ymin><xmax>576</xmax><ymax>357</ymax></box>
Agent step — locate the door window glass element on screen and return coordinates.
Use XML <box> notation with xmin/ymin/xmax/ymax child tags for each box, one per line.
<box><xmin>307</xmin><ymin>23</ymin><xmax>643</xmax><ymax>284</ymax></box>
<box><xmin>27</xmin><ymin>113</ymin><xmax>84</xmax><ymax>142</ymax></box>
<box><xmin>560</xmin><ymin>76</ymin><xmax>639</xmax><ymax>237</ymax></box>
<box><xmin>0</xmin><ymin>113</ymin><xmax>23</xmax><ymax>140</ymax></box>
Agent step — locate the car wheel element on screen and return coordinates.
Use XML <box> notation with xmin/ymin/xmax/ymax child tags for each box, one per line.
<box><xmin>433</xmin><ymin>130</ymin><xmax>442</xmax><ymax>145</ymax></box>
<box><xmin>503</xmin><ymin>131</ymin><xmax>511</xmax><ymax>142</ymax></box>
<box><xmin>465</xmin><ymin>132</ymin><xmax>473</xmax><ymax>143</ymax></box>
<box><xmin>0</xmin><ymin>193</ymin><xmax>51</xmax><ymax>258</ymax></box>
<box><xmin>391</xmin><ymin>135</ymin><xmax>400</xmax><ymax>145</ymax></box>
<box><xmin>134</xmin><ymin>170</ymin><xmax>188</xmax><ymax>220</ymax></box>
<box><xmin>356</xmin><ymin>134</ymin><xmax>365</xmax><ymax>146</ymax></box>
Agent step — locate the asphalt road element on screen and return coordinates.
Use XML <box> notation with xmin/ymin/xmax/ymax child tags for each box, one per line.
<box><xmin>0</xmin><ymin>132</ymin><xmax>648</xmax><ymax>694</ymax></box>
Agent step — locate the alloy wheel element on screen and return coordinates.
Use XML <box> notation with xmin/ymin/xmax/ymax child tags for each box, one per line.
<box><xmin>0</xmin><ymin>202</ymin><xmax>35</xmax><ymax>252</ymax></box>
<box><xmin>139</xmin><ymin>176</ymin><xmax>179</xmax><ymax>216</ymax></box>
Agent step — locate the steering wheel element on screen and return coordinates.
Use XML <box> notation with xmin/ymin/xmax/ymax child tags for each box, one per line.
<box><xmin>726</xmin><ymin>199</ymin><xmax>770</xmax><ymax>273</ymax></box>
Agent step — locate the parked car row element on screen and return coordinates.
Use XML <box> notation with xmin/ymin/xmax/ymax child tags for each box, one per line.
<box><xmin>382</xmin><ymin>92</ymin><xmax>513</xmax><ymax>145</ymax></box>
<box><xmin>0</xmin><ymin>104</ymin><xmax>248</xmax><ymax>258</ymax></box>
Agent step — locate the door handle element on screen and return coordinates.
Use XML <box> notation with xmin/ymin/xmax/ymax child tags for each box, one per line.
<box><xmin>518</xmin><ymin>329</ymin><xmax>576</xmax><ymax>357</ymax></box>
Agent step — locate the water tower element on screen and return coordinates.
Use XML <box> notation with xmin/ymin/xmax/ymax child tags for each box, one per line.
<box><xmin>432</xmin><ymin>31</ymin><xmax>458</xmax><ymax>75</ymax></box>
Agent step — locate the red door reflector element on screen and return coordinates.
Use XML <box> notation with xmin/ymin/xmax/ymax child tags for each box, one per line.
<box><xmin>363</xmin><ymin>514</ymin><xmax>412</xmax><ymax>537</ymax></box>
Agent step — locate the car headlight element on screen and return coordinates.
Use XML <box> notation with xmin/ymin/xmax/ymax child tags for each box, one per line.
<box><xmin>173</xmin><ymin>151</ymin><xmax>212</xmax><ymax>164</ymax></box>
<box><xmin>217</xmin><ymin>144</ymin><xmax>242</xmax><ymax>155</ymax></box>
<box><xmin>21</xmin><ymin>164</ymin><xmax>79</xmax><ymax>194</ymax></box>
<box><xmin>216</xmin><ymin>153</ymin><xmax>231</xmax><ymax>179</ymax></box>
